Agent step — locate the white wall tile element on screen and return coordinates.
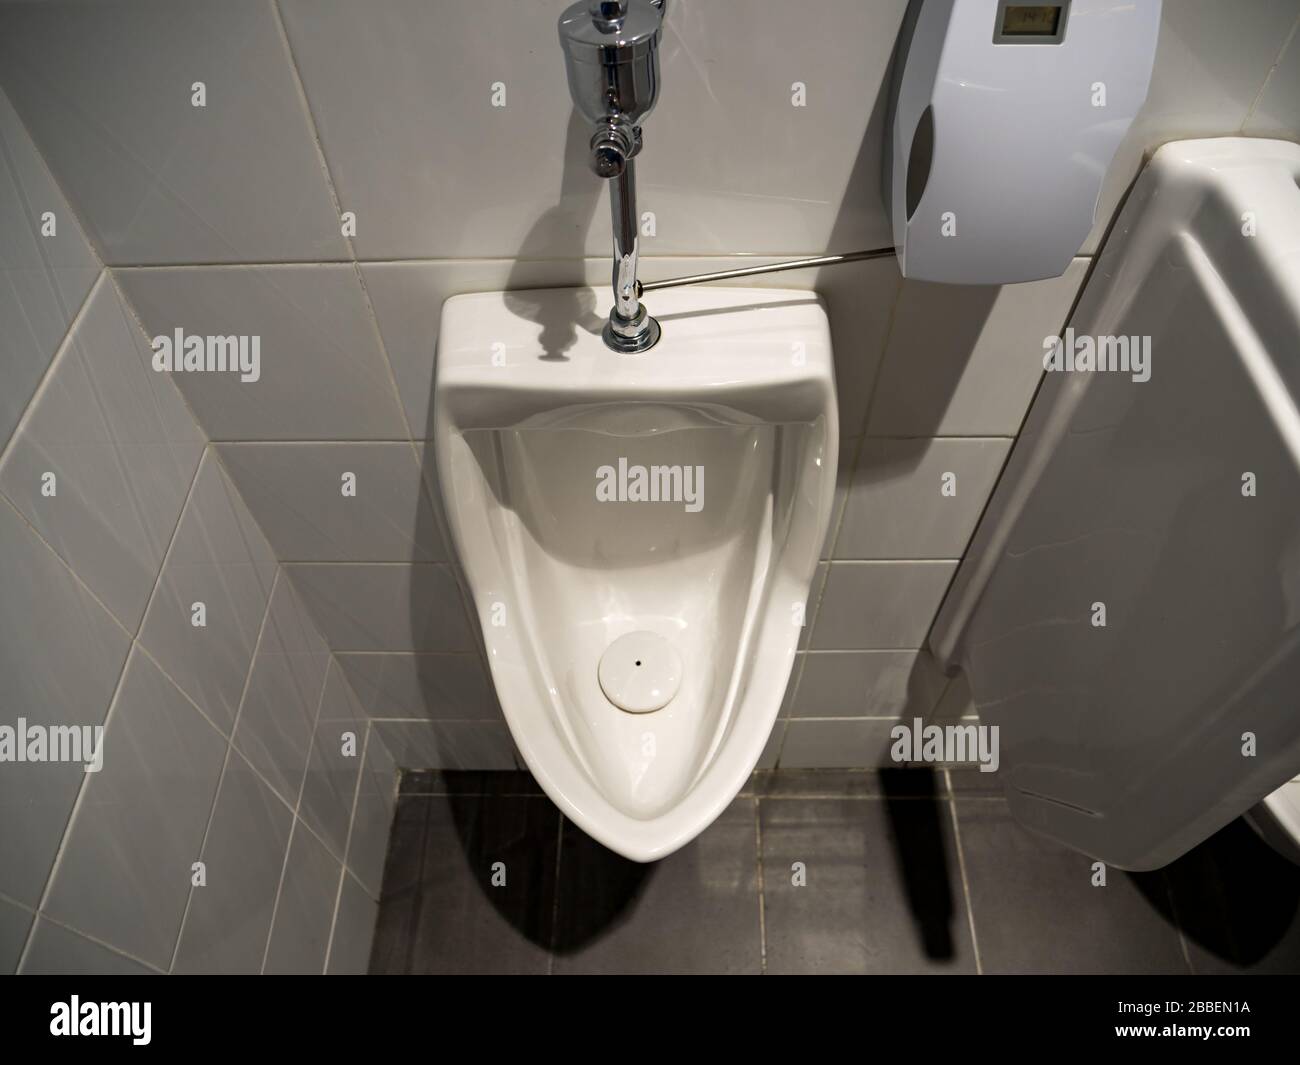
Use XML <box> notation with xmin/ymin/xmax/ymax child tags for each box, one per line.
<box><xmin>232</xmin><ymin>574</ymin><xmax>331</xmax><ymax>805</ymax></box>
<box><xmin>216</xmin><ymin>442</ymin><xmax>446</xmax><ymax>561</ymax></box>
<box><xmin>264</xmin><ymin>823</ymin><xmax>342</xmax><ymax>975</ymax></box>
<box><xmin>0</xmin><ymin>0</ymin><xmax>346</xmax><ymax>265</ymax></box>
<box><xmin>1086</xmin><ymin>0</ymin><xmax>1300</xmax><ymax>254</ymax></box>
<box><xmin>326</xmin><ymin>872</ymin><xmax>378</xmax><ymax>974</ymax></box>
<box><xmin>138</xmin><ymin>452</ymin><xmax>277</xmax><ymax>734</ymax></box>
<box><xmin>285</xmin><ymin>564</ymin><xmax>475</xmax><ymax>652</ymax></box>
<box><xmin>281</xmin><ymin>0</ymin><xmax>905</xmax><ymax>261</ymax></box>
<box><xmin>836</xmin><ymin>438</ymin><xmax>1011</xmax><ymax>560</ymax></box>
<box><xmin>0</xmin><ymin>275</ymin><xmax>205</xmax><ymax>630</ymax></box>
<box><xmin>811</xmin><ymin>561</ymin><xmax>957</xmax><ymax>650</ymax></box>
<box><xmin>115</xmin><ymin>265</ymin><xmax>408</xmax><ymax>441</ymax></box>
<box><xmin>780</xmin><ymin>718</ymin><xmax>898</xmax><ymax>769</ymax></box>
<box><xmin>1245</xmin><ymin>17</ymin><xmax>1300</xmax><ymax>136</ymax></box>
<box><xmin>344</xmin><ymin>729</ymin><xmax>398</xmax><ymax>897</ymax></box>
<box><xmin>0</xmin><ymin>497</ymin><xmax>132</xmax><ymax>907</ymax></box>
<box><xmin>298</xmin><ymin>661</ymin><xmax>366</xmax><ymax>860</ymax></box>
<box><xmin>0</xmin><ymin>89</ymin><xmax>99</xmax><ymax>449</ymax></box>
<box><xmin>173</xmin><ymin>749</ymin><xmax>293</xmax><ymax>974</ymax></box>
<box><xmin>335</xmin><ymin>653</ymin><xmax>499</xmax><ymax>721</ymax></box>
<box><xmin>0</xmin><ymin>897</ymin><xmax>33</xmax><ymax>974</ymax></box>
<box><xmin>21</xmin><ymin>919</ymin><xmax>157</xmax><ymax>975</ymax></box>
<box><xmin>790</xmin><ymin>650</ymin><xmax>946</xmax><ymax>719</ymax></box>
<box><xmin>42</xmin><ymin>649</ymin><xmax>227</xmax><ymax>970</ymax></box>
<box><xmin>865</xmin><ymin>261</ymin><xmax>1088</xmax><ymax>438</ymax></box>
<box><xmin>372</xmin><ymin>719</ymin><xmax>517</xmax><ymax>772</ymax></box>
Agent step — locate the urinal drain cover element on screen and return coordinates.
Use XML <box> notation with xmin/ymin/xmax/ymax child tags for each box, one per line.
<box><xmin>597</xmin><ymin>631</ymin><xmax>682</xmax><ymax>714</ymax></box>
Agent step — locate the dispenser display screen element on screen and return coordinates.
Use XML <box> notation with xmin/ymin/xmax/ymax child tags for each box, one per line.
<box><xmin>993</xmin><ymin>3</ymin><xmax>1068</xmax><ymax>43</ymax></box>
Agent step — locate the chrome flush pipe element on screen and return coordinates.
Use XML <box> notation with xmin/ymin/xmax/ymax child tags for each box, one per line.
<box><xmin>559</xmin><ymin>0</ymin><xmax>666</xmax><ymax>352</ymax></box>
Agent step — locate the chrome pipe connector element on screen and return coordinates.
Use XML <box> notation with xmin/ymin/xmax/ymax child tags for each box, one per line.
<box><xmin>559</xmin><ymin>0</ymin><xmax>665</xmax><ymax>353</ymax></box>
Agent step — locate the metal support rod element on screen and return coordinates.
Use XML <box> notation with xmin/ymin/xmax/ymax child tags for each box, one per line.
<box><xmin>636</xmin><ymin>246</ymin><xmax>897</xmax><ymax>297</ymax></box>
<box><xmin>610</xmin><ymin>158</ymin><xmax>642</xmax><ymax>325</ymax></box>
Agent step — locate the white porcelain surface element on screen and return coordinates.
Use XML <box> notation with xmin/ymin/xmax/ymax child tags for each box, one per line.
<box><xmin>0</xmin><ymin>496</ymin><xmax>132</xmax><ymax>906</ymax></box>
<box><xmin>932</xmin><ymin>138</ymin><xmax>1300</xmax><ymax>869</ymax></box>
<box><xmin>836</xmin><ymin>438</ymin><xmax>1012</xmax><ymax>559</ymax></box>
<box><xmin>280</xmin><ymin>0</ymin><xmax>905</xmax><ymax>261</ymax></box>
<box><xmin>285</xmin><ymin>563</ymin><xmax>475</xmax><ymax>652</ymax></box>
<box><xmin>0</xmin><ymin>0</ymin><xmax>346</xmax><ymax>264</ymax></box>
<box><xmin>435</xmin><ymin>286</ymin><xmax>837</xmax><ymax>861</ymax></box>
<box><xmin>811</xmin><ymin>561</ymin><xmax>957</xmax><ymax>650</ymax></box>
<box><xmin>138</xmin><ymin>451</ymin><xmax>277</xmax><ymax>734</ymax></box>
<box><xmin>1084</xmin><ymin>0</ymin><xmax>1300</xmax><ymax>254</ymax></box>
<box><xmin>217</xmin><ymin>442</ymin><xmax>447</xmax><ymax>561</ymax></box>
<box><xmin>363</xmin><ymin>256</ymin><xmax>898</xmax><ymax>439</ymax></box>
<box><xmin>0</xmin><ymin>88</ymin><xmax>99</xmax><ymax>449</ymax></box>
<box><xmin>43</xmin><ymin>648</ymin><xmax>227</xmax><ymax>971</ymax></box>
<box><xmin>173</xmin><ymin>749</ymin><xmax>293</xmax><ymax>974</ymax></box>
<box><xmin>115</xmin><ymin>265</ymin><xmax>408</xmax><ymax>441</ymax></box>
<box><xmin>232</xmin><ymin>570</ymin><xmax>331</xmax><ymax>805</ymax></box>
<box><xmin>0</xmin><ymin>275</ymin><xmax>205</xmax><ymax>630</ymax></box>
<box><xmin>335</xmin><ymin>652</ymin><xmax>499</xmax><ymax>721</ymax></box>
<box><xmin>865</xmin><ymin>261</ymin><xmax>1089</xmax><ymax>438</ymax></box>
<box><xmin>263</xmin><ymin>824</ymin><xmax>342</xmax><ymax>975</ymax></box>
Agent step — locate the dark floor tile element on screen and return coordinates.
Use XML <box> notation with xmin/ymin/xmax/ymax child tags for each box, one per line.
<box><xmin>752</xmin><ymin>767</ymin><xmax>945</xmax><ymax>800</ymax></box>
<box><xmin>1160</xmin><ymin>817</ymin><xmax>1300</xmax><ymax>974</ymax></box>
<box><xmin>760</xmin><ymin>796</ymin><xmax>976</xmax><ymax>973</ymax></box>
<box><xmin>398</xmin><ymin>769</ymin><xmax>543</xmax><ymax>796</ymax></box>
<box><xmin>552</xmin><ymin>800</ymin><xmax>761</xmax><ymax>974</ymax></box>
<box><xmin>368</xmin><ymin>794</ymin><xmax>430</xmax><ymax>973</ymax></box>
<box><xmin>954</xmin><ymin>796</ymin><xmax>1188</xmax><ymax>974</ymax></box>
<box><xmin>371</xmin><ymin>791</ymin><xmax>560</xmax><ymax>973</ymax></box>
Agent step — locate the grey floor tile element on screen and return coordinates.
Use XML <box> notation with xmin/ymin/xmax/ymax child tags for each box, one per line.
<box><xmin>327</xmin><ymin>873</ymin><xmax>378</xmax><ymax>975</ymax></box>
<box><xmin>1161</xmin><ymin>817</ymin><xmax>1300</xmax><ymax>974</ymax></box>
<box><xmin>371</xmin><ymin>792</ymin><xmax>559</xmax><ymax>974</ymax></box>
<box><xmin>264</xmin><ymin>823</ymin><xmax>343</xmax><ymax>975</ymax></box>
<box><xmin>398</xmin><ymin>769</ymin><xmax>542</xmax><ymax>796</ymax></box>
<box><xmin>752</xmin><ymin>768</ymin><xmax>945</xmax><ymax>800</ymax></box>
<box><xmin>552</xmin><ymin>801</ymin><xmax>761</xmax><ymax>975</ymax></box>
<box><xmin>953</xmin><ymin>796</ymin><xmax>1188</xmax><ymax>974</ymax></box>
<box><xmin>760</xmin><ymin>795</ymin><xmax>975</xmax><ymax>974</ymax></box>
<box><xmin>945</xmin><ymin>768</ymin><xmax>1006</xmax><ymax>795</ymax></box>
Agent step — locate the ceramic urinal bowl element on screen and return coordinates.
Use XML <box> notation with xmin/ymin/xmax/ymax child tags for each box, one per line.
<box><xmin>433</xmin><ymin>286</ymin><xmax>837</xmax><ymax>861</ymax></box>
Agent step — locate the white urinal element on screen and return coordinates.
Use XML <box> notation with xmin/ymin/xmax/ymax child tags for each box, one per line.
<box><xmin>433</xmin><ymin>286</ymin><xmax>837</xmax><ymax>861</ymax></box>
<box><xmin>930</xmin><ymin>138</ymin><xmax>1300</xmax><ymax>870</ymax></box>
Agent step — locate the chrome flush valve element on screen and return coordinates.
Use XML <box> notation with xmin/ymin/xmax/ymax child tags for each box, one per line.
<box><xmin>559</xmin><ymin>0</ymin><xmax>666</xmax><ymax>352</ymax></box>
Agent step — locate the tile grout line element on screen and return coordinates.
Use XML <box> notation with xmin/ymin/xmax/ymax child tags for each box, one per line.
<box><xmin>13</xmin><ymin>433</ymin><xmax>209</xmax><ymax>973</ymax></box>
<box><xmin>547</xmin><ymin>813</ymin><xmax>565</xmax><ymax>975</ymax></box>
<box><xmin>1241</xmin><ymin>11</ymin><xmax>1300</xmax><ymax>130</ymax></box>
<box><xmin>321</xmin><ymin>715</ymin><xmax>378</xmax><ymax>973</ymax></box>
<box><xmin>168</xmin><ymin>567</ymin><xmax>282</xmax><ymax>972</ymax></box>
<box><xmin>0</xmin><ymin>269</ymin><xmax>105</xmax><ymax>472</ymax></box>
<box><xmin>944</xmin><ymin>769</ymin><xmax>983</xmax><ymax>975</ymax></box>
<box><xmin>753</xmin><ymin>796</ymin><xmax>768</xmax><ymax>974</ymax></box>
<box><xmin>258</xmin><ymin>627</ymin><xmax>337</xmax><ymax>974</ymax></box>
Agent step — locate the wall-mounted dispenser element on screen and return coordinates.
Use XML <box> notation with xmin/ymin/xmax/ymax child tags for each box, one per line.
<box><xmin>885</xmin><ymin>0</ymin><xmax>1162</xmax><ymax>284</ymax></box>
